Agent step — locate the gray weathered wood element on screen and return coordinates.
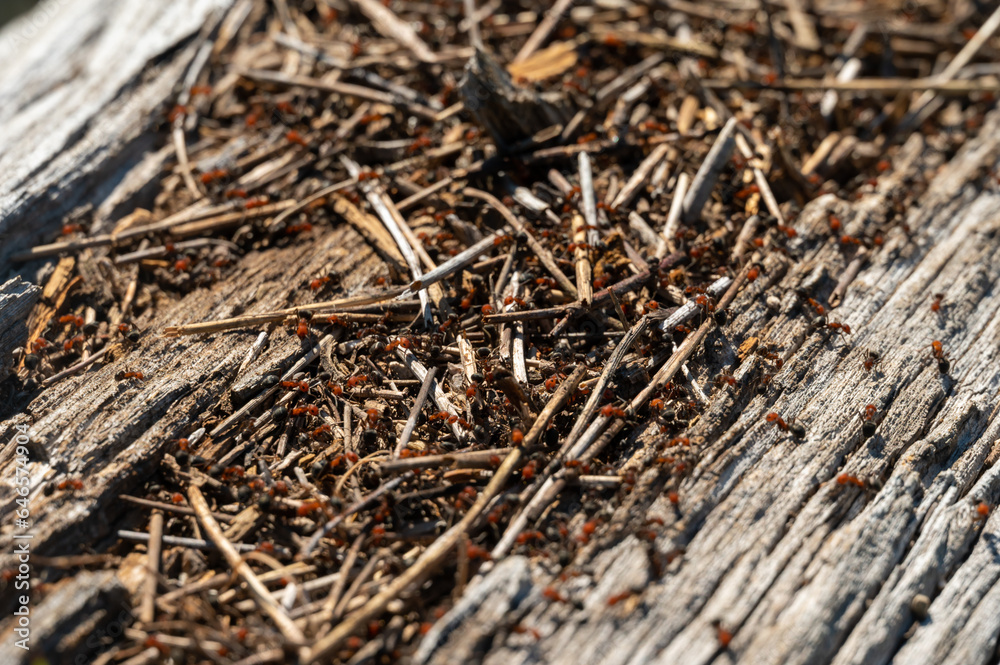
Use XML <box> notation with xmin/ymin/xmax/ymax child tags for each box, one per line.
<box><xmin>0</xmin><ymin>277</ymin><xmax>40</xmax><ymax>383</ymax></box>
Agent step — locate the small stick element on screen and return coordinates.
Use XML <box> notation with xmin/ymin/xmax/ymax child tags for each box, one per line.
<box><xmin>657</xmin><ymin>276</ymin><xmax>732</xmax><ymax>335</ymax></box>
<box><xmin>510</xmin><ymin>272</ymin><xmax>529</xmax><ymax>385</ymax></box>
<box><xmin>120</xmin><ymin>494</ymin><xmax>235</xmax><ymax>523</ymax></box>
<box><xmin>660</xmin><ymin>172</ymin><xmax>689</xmax><ymax>256</ymax></box>
<box><xmin>379</xmin><ymin>448</ymin><xmax>515</xmax><ymax>473</ymax></box>
<box><xmin>462</xmin><ymin>0</ymin><xmax>484</xmax><ymax>51</ymax></box>
<box><xmin>828</xmin><ymin>248</ymin><xmax>870</xmax><ymax>308</ymax></box>
<box><xmin>238</xmin><ymin>332</ymin><xmax>270</xmax><ymax>377</ymax></box>
<box><xmin>394</xmin><ymin>367</ymin><xmax>436</xmax><ymax>458</ymax></box>
<box><xmin>682</xmin><ymin>117</ymin><xmax>738</xmax><ymax>223</ymax></box>
<box><xmin>189</xmin><ymin>486</ymin><xmax>306</xmax><ymax>648</ymax></box>
<box><xmin>611</xmin><ymin>143</ymin><xmax>670</xmax><ymax>211</ymax></box>
<box><xmin>512</xmin><ymin>0</ymin><xmax>574</xmax><ymax>63</ymax></box>
<box><xmin>138</xmin><ymin>511</ymin><xmax>163</xmax><ymax>624</ymax></box>
<box><xmin>627</xmin><ymin>211</ymin><xmax>666</xmax><ymax>257</ymax></box>
<box><xmin>395</xmin><ymin>347</ymin><xmax>465</xmax><ymax>441</ymax></box>
<box><xmin>12</xmin><ymin>202</ymin><xmax>287</xmax><ymax>262</ymax></box>
<box><xmin>117</xmin><ymin>530</ymin><xmax>260</xmax><ymax>552</ymax></box>
<box><xmin>241</xmin><ymin>68</ymin><xmax>438</xmax><ymax>119</ymax></box>
<box><xmin>41</xmin><ymin>347</ymin><xmax>109</xmax><ymax>387</ymax></box>
<box><xmin>731</xmin><ymin>214</ymin><xmax>760</xmax><ymax>265</ymax></box>
<box><xmin>120</xmin><ymin>648</ymin><xmax>161</xmax><ymax>665</ymax></box>
<box><xmin>734</xmin><ymin>133</ymin><xmax>787</xmax><ymax>227</ymax></box>
<box><xmin>595</xmin><ymin>53</ymin><xmax>666</xmax><ymax>104</ymax></box>
<box><xmin>164</xmin><ymin>293</ymin><xmax>403</xmax><ymax>337</ymax></box>
<box><xmin>464</xmin><ymin>187</ymin><xmax>578</xmax><ymax>297</ymax></box>
<box><xmin>571</xmin><ymin>212</ymin><xmax>594</xmax><ymax>304</ymax></box>
<box><xmin>268</xmin><ymin>178</ymin><xmax>354</xmax><ymax>230</ymax></box>
<box><xmin>578</xmin><ymin>152</ymin><xmax>601</xmax><ymax>246</ymax></box>
<box><xmin>397</xmin><ymin>230</ymin><xmax>509</xmax><ymax>298</ymax></box>
<box><xmin>344</xmin><ymin>159</ymin><xmax>433</xmax><ymax>327</ymax></box>
<box><xmin>352</xmin><ymin>0</ymin><xmax>441</xmax><ymax>64</ymax></box>
<box><xmin>396</xmin><ymin>177</ymin><xmax>453</xmax><ymax>212</ymax></box>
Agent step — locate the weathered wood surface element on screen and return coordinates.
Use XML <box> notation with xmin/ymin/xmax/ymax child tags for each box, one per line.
<box><xmin>0</xmin><ymin>278</ymin><xmax>40</xmax><ymax>384</ymax></box>
<box><xmin>1</xmin><ymin>2</ymin><xmax>1000</xmax><ymax>665</ymax></box>
<box><xmin>0</xmin><ymin>0</ymin><xmax>233</xmax><ymax>274</ymax></box>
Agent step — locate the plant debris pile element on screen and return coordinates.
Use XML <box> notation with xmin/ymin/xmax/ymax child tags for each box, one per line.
<box><xmin>8</xmin><ymin>0</ymin><xmax>998</xmax><ymax>662</ymax></box>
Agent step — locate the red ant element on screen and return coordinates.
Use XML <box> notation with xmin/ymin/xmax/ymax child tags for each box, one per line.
<box><xmin>58</xmin><ymin>314</ymin><xmax>84</xmax><ymax>328</ymax></box>
<box><xmin>863</xmin><ymin>350</ymin><xmax>880</xmax><ymax>372</ymax></box>
<box><xmin>407</xmin><ymin>136</ymin><xmax>432</xmax><ymax>153</ymax></box>
<box><xmin>931</xmin><ymin>293</ymin><xmax>944</xmax><ymax>313</ymax></box>
<box><xmin>57</xmin><ymin>478</ymin><xmax>84</xmax><ymax>491</ymax></box>
<box><xmin>296</xmin><ymin>316</ymin><xmax>310</xmax><ymax>339</ymax></box>
<box><xmin>347</xmin><ymin>375</ymin><xmax>368</xmax><ymax>389</ymax></box>
<box><xmin>310</xmin><ymin>276</ymin><xmax>332</xmax><ymax>290</ymax></box>
<box><xmin>836</xmin><ymin>473</ymin><xmax>865</xmax><ymax>488</ymax></box>
<box><xmin>282</xmin><ymin>380</ymin><xmax>309</xmax><ymax>392</ymax></box>
<box><xmin>862</xmin><ymin>404</ymin><xmax>878</xmax><ymax>438</ymax></box>
<box><xmin>292</xmin><ymin>405</ymin><xmax>319</xmax><ymax>417</ymax></box>
<box><xmin>931</xmin><ymin>340</ymin><xmax>950</xmax><ymax>373</ymax></box>
<box><xmin>600</xmin><ymin>405</ymin><xmax>627</xmax><ymax>418</ymax></box>
<box><xmin>116</xmin><ymin>371</ymin><xmax>144</xmax><ymax>381</ymax></box>
<box><xmin>199</xmin><ymin>169</ymin><xmax>227</xmax><ymax>184</ymax></box>
<box><xmin>285</xmin><ymin>222</ymin><xmax>312</xmax><ymax>234</ymax></box>
<box><xmin>827</xmin><ymin>322</ymin><xmax>851</xmax><ymax>335</ymax></box>
<box><xmin>63</xmin><ymin>335</ymin><xmax>85</xmax><ymax>352</ymax></box>
<box><xmin>765</xmin><ymin>412</ymin><xmax>788</xmax><ymax>431</ymax></box>
<box><xmin>285</xmin><ymin>130</ymin><xmax>308</xmax><ymax>147</ymax></box>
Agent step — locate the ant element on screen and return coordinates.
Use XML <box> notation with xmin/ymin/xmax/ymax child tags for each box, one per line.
<box><xmin>285</xmin><ymin>129</ymin><xmax>309</xmax><ymax>147</ymax></box>
<box><xmin>862</xmin><ymin>404</ymin><xmax>878</xmax><ymax>438</ymax></box>
<box><xmin>295</xmin><ymin>311</ymin><xmax>313</xmax><ymax>339</ymax></box>
<box><xmin>116</xmin><ymin>371</ymin><xmax>145</xmax><ymax>381</ymax></box>
<box><xmin>600</xmin><ymin>405</ymin><xmax>627</xmax><ymax>418</ymax></box>
<box><xmin>766</xmin><ymin>412</ymin><xmax>805</xmax><ymax>439</ymax></box>
<box><xmin>931</xmin><ymin>340</ymin><xmax>950</xmax><ymax>374</ymax></box>
<box><xmin>931</xmin><ymin>293</ymin><xmax>944</xmax><ymax>313</ymax></box>
<box><xmin>836</xmin><ymin>473</ymin><xmax>865</xmax><ymax>488</ymax></box>
<box><xmin>310</xmin><ymin>275</ymin><xmax>332</xmax><ymax>291</ymax></box>
<box><xmin>863</xmin><ymin>350</ymin><xmax>880</xmax><ymax>372</ymax></box>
